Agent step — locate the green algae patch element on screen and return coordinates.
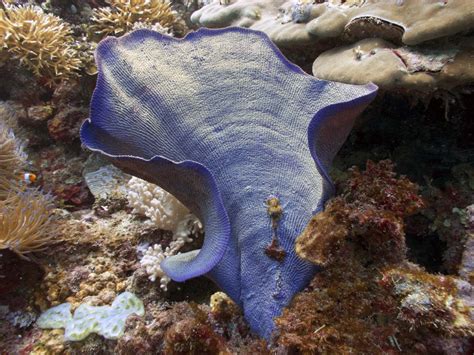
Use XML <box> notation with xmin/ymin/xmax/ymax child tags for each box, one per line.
<box><xmin>37</xmin><ymin>292</ymin><xmax>144</xmax><ymax>341</ymax></box>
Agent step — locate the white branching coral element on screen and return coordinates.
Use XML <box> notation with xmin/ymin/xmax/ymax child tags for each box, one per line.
<box><xmin>140</xmin><ymin>240</ymin><xmax>184</xmax><ymax>291</ymax></box>
<box><xmin>128</xmin><ymin>176</ymin><xmax>201</xmax><ymax>290</ymax></box>
<box><xmin>127</xmin><ymin>176</ymin><xmax>194</xmax><ymax>234</ymax></box>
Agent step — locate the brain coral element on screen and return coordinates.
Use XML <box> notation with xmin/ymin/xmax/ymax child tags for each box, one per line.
<box><xmin>80</xmin><ymin>27</ymin><xmax>377</xmax><ymax>339</ymax></box>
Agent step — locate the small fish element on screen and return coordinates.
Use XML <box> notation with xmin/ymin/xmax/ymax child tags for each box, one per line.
<box><xmin>22</xmin><ymin>172</ymin><xmax>37</xmax><ymax>184</ymax></box>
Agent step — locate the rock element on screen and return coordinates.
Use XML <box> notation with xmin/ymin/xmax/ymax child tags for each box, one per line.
<box><xmin>83</xmin><ymin>164</ymin><xmax>130</xmax><ymax>200</ymax></box>
<box><xmin>192</xmin><ymin>0</ymin><xmax>474</xmax><ymax>48</ymax></box>
<box><xmin>24</xmin><ymin>105</ymin><xmax>54</xmax><ymax>127</ymax></box>
<box><xmin>47</xmin><ymin>106</ymin><xmax>88</xmax><ymax>142</ymax></box>
<box><xmin>313</xmin><ymin>37</ymin><xmax>474</xmax><ymax>92</ymax></box>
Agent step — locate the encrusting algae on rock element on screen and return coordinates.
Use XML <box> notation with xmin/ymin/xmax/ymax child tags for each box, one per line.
<box><xmin>274</xmin><ymin>160</ymin><xmax>473</xmax><ymax>354</ymax></box>
<box><xmin>296</xmin><ymin>159</ymin><xmax>424</xmax><ymax>266</ymax></box>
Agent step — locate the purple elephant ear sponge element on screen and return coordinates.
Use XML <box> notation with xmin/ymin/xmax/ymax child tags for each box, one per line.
<box><xmin>80</xmin><ymin>27</ymin><xmax>377</xmax><ymax>339</ymax></box>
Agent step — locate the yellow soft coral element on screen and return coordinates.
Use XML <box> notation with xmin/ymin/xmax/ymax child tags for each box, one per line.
<box><xmin>90</xmin><ymin>0</ymin><xmax>175</xmax><ymax>39</ymax></box>
<box><xmin>0</xmin><ymin>5</ymin><xmax>81</xmax><ymax>84</ymax></box>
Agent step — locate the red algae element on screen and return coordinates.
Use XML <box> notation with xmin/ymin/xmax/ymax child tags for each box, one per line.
<box><xmin>279</xmin><ymin>160</ymin><xmax>473</xmax><ymax>354</ymax></box>
<box><xmin>296</xmin><ymin>160</ymin><xmax>424</xmax><ymax>266</ymax></box>
<box><xmin>115</xmin><ymin>301</ymin><xmax>266</xmax><ymax>355</ymax></box>
<box><xmin>276</xmin><ymin>261</ymin><xmax>473</xmax><ymax>354</ymax></box>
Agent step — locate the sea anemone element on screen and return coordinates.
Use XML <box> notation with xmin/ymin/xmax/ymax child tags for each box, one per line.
<box><xmin>0</xmin><ymin>189</ymin><xmax>56</xmax><ymax>258</ymax></box>
<box><xmin>0</xmin><ymin>5</ymin><xmax>81</xmax><ymax>84</ymax></box>
<box><xmin>0</xmin><ymin>121</ymin><xmax>57</xmax><ymax>258</ymax></box>
<box><xmin>0</xmin><ymin>122</ymin><xmax>26</xmax><ymax>199</ymax></box>
<box><xmin>90</xmin><ymin>0</ymin><xmax>176</xmax><ymax>39</ymax></box>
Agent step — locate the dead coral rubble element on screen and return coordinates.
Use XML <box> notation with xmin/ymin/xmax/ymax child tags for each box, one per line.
<box><xmin>116</xmin><ymin>301</ymin><xmax>266</xmax><ymax>354</ymax></box>
<box><xmin>163</xmin><ymin>306</ymin><xmax>229</xmax><ymax>355</ymax></box>
<box><xmin>275</xmin><ymin>261</ymin><xmax>473</xmax><ymax>354</ymax></box>
<box><xmin>35</xmin><ymin>209</ymin><xmax>141</xmax><ymax>311</ymax></box>
<box><xmin>380</xmin><ymin>267</ymin><xmax>472</xmax><ymax>335</ymax></box>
